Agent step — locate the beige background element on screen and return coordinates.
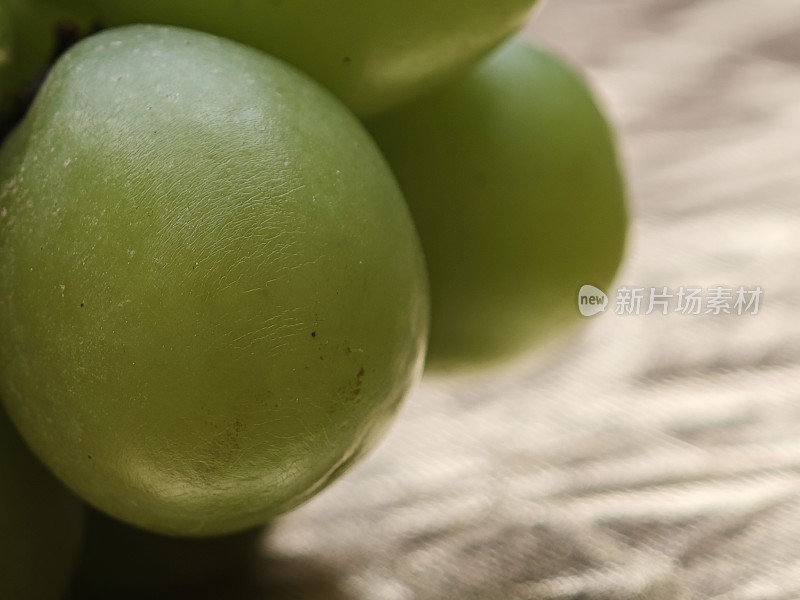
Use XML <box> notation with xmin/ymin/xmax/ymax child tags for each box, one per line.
<box><xmin>255</xmin><ymin>1</ymin><xmax>800</xmax><ymax>598</ymax></box>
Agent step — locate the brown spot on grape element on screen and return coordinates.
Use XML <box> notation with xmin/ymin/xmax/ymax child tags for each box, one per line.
<box><xmin>338</xmin><ymin>367</ymin><xmax>365</xmax><ymax>403</ymax></box>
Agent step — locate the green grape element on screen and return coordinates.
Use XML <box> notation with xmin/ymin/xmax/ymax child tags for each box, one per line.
<box><xmin>369</xmin><ymin>40</ymin><xmax>628</xmax><ymax>369</ymax></box>
<box><xmin>0</xmin><ymin>406</ymin><xmax>85</xmax><ymax>600</ymax></box>
<box><xmin>38</xmin><ymin>0</ymin><xmax>538</xmax><ymax>117</ymax></box>
<box><xmin>0</xmin><ymin>25</ymin><xmax>428</xmax><ymax>536</ymax></box>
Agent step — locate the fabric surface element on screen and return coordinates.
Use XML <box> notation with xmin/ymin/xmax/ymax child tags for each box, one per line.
<box><xmin>253</xmin><ymin>1</ymin><xmax>800</xmax><ymax>598</ymax></box>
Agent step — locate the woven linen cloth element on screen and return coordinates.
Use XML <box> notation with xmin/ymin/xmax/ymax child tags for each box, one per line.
<box><xmin>243</xmin><ymin>1</ymin><xmax>800</xmax><ymax>598</ymax></box>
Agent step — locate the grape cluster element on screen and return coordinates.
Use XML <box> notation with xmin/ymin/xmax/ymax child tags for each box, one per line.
<box><xmin>0</xmin><ymin>1</ymin><xmax>626</xmax><ymax>597</ymax></box>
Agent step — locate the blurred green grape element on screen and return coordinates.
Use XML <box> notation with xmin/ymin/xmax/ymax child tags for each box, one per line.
<box><xmin>0</xmin><ymin>0</ymin><xmax>94</xmax><ymax>135</ymax></box>
<box><xmin>369</xmin><ymin>40</ymin><xmax>628</xmax><ymax>369</ymax></box>
<box><xmin>71</xmin><ymin>510</ymin><xmax>264</xmax><ymax>597</ymax></box>
<box><xmin>37</xmin><ymin>0</ymin><xmax>538</xmax><ymax>116</ymax></box>
<box><xmin>0</xmin><ymin>406</ymin><xmax>85</xmax><ymax>600</ymax></box>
